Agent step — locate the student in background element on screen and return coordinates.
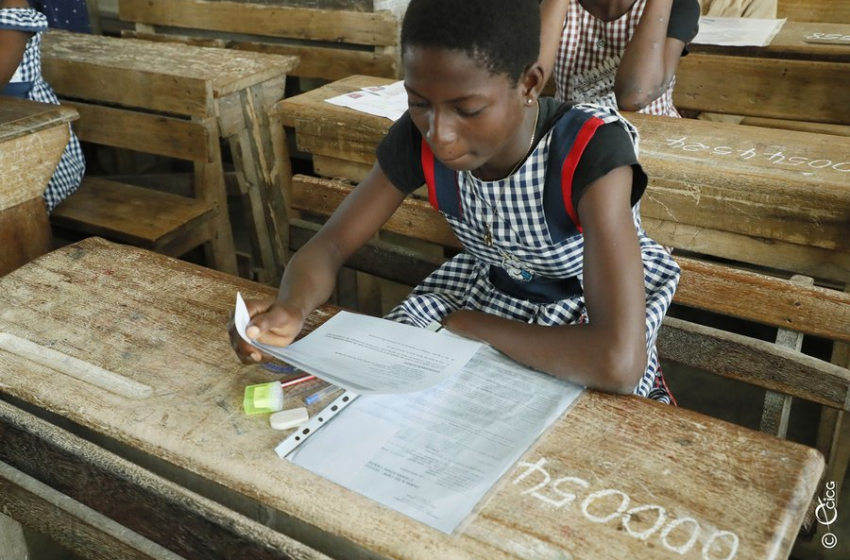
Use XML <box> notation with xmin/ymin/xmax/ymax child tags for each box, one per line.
<box><xmin>231</xmin><ymin>0</ymin><xmax>680</xmax><ymax>403</ymax></box>
<box><xmin>0</xmin><ymin>0</ymin><xmax>85</xmax><ymax>212</ymax></box>
<box><xmin>540</xmin><ymin>0</ymin><xmax>700</xmax><ymax>116</ymax></box>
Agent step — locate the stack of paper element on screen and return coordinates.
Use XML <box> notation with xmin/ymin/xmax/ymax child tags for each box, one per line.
<box><xmin>324</xmin><ymin>80</ymin><xmax>408</xmax><ymax>121</ymax></box>
<box><xmin>692</xmin><ymin>16</ymin><xmax>786</xmax><ymax>47</ymax></box>
<box><xmin>234</xmin><ymin>294</ymin><xmax>583</xmax><ymax>533</ymax></box>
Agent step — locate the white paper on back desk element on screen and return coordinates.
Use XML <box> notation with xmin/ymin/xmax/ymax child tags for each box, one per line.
<box><xmin>234</xmin><ymin>293</ymin><xmax>482</xmax><ymax>393</ymax></box>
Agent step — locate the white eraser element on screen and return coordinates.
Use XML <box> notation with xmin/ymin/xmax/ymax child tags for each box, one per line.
<box><xmin>270</xmin><ymin>407</ymin><xmax>309</xmax><ymax>430</ymax></box>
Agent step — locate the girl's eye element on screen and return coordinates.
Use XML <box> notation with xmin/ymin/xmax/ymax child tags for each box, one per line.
<box><xmin>456</xmin><ymin>107</ymin><xmax>484</xmax><ymax>118</ymax></box>
<box><xmin>408</xmin><ymin>99</ymin><xmax>428</xmax><ymax>109</ymax></box>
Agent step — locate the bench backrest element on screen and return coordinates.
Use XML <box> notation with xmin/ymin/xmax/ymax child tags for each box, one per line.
<box><xmin>116</xmin><ymin>0</ymin><xmax>401</xmax><ymax>81</ymax></box>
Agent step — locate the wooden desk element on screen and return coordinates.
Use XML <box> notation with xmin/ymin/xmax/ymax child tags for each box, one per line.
<box><xmin>0</xmin><ymin>238</ymin><xmax>825</xmax><ymax>559</ymax></box>
<box><xmin>0</xmin><ymin>97</ymin><xmax>77</xmax><ymax>277</ymax></box>
<box><xmin>41</xmin><ymin>30</ymin><xmax>299</xmax><ymax>284</ymax></box>
<box><xmin>690</xmin><ymin>22</ymin><xmax>850</xmax><ymax>62</ymax></box>
<box><xmin>272</xmin><ymin>75</ymin><xmax>850</xmax><ymax>285</ymax></box>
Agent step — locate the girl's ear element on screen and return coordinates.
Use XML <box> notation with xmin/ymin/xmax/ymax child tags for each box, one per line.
<box><xmin>520</xmin><ymin>62</ymin><xmax>546</xmax><ymax>102</ymax></box>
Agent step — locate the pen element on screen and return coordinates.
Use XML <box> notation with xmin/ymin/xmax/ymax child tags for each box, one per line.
<box><xmin>304</xmin><ymin>384</ymin><xmax>341</xmax><ymax>405</ymax></box>
<box><xmin>279</xmin><ymin>374</ymin><xmax>317</xmax><ymax>388</ymax></box>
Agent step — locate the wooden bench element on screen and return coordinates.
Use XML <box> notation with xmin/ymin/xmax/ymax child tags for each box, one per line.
<box><xmin>0</xmin><ymin>97</ymin><xmax>78</xmax><ymax>277</ymax></box>
<box><xmin>41</xmin><ymin>30</ymin><xmax>298</xmax><ymax>283</ymax></box>
<box><xmin>115</xmin><ymin>0</ymin><xmax>403</xmax><ymax>83</ymax></box>
<box><xmin>0</xmin><ymin>237</ymin><xmax>829</xmax><ymax>559</ymax></box>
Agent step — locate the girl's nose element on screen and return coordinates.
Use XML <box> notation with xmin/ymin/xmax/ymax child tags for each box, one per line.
<box><xmin>425</xmin><ymin>110</ymin><xmax>458</xmax><ymax>150</ymax></box>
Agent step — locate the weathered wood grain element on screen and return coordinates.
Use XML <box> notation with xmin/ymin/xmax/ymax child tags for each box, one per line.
<box><xmin>119</xmin><ymin>0</ymin><xmax>399</xmax><ymax>46</ymax></box>
<box><xmin>778</xmin><ymin>0</ymin><xmax>850</xmax><ymax>24</ymax></box>
<box><xmin>674</xmin><ymin>54</ymin><xmax>849</xmax><ymax>125</ymax></box>
<box><xmin>0</xmin><ymin>238</ymin><xmax>826</xmax><ymax>559</ymax></box>
<box><xmin>689</xmin><ymin>22</ymin><xmax>850</xmax><ymax>62</ymax></box>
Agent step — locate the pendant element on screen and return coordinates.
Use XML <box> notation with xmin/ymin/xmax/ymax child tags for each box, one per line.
<box><xmin>483</xmin><ymin>226</ymin><xmax>493</xmax><ymax>247</ymax></box>
<box><xmin>502</xmin><ymin>252</ymin><xmax>534</xmax><ymax>282</ymax></box>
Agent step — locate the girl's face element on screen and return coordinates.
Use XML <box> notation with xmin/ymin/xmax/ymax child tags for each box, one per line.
<box><xmin>403</xmin><ymin>45</ymin><xmax>528</xmax><ymax>174</ymax></box>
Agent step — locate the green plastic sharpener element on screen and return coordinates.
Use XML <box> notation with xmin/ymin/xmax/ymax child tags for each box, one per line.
<box><xmin>243</xmin><ymin>381</ymin><xmax>284</xmax><ymax>415</ymax></box>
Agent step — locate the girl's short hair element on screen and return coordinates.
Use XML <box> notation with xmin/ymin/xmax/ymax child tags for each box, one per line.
<box><xmin>401</xmin><ymin>0</ymin><xmax>540</xmax><ymax>86</ymax></box>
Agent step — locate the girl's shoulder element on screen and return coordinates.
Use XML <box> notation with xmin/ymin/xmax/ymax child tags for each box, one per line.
<box><xmin>0</xmin><ymin>1</ymin><xmax>47</xmax><ymax>32</ymax></box>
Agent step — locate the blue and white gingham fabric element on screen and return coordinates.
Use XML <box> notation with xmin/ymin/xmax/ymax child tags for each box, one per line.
<box><xmin>0</xmin><ymin>6</ymin><xmax>85</xmax><ymax>212</ymax></box>
<box><xmin>385</xmin><ymin>104</ymin><xmax>680</xmax><ymax>403</ymax></box>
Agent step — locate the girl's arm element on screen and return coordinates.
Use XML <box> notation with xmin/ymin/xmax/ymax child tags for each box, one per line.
<box><xmin>442</xmin><ymin>164</ymin><xmax>649</xmax><ymax>394</ymax></box>
<box><xmin>614</xmin><ymin>0</ymin><xmax>686</xmax><ymax>111</ymax></box>
<box><xmin>0</xmin><ymin>0</ymin><xmax>33</xmax><ymax>87</ymax></box>
<box><xmin>539</xmin><ymin>0</ymin><xmax>571</xmax><ymax>88</ymax></box>
<box><xmin>230</xmin><ymin>163</ymin><xmax>407</xmax><ymax>362</ymax></box>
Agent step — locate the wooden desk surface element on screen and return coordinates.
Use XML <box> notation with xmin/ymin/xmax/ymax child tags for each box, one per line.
<box><xmin>273</xmin><ymin>75</ymin><xmax>850</xmax><ymax>283</ymax></box>
<box><xmin>691</xmin><ymin>22</ymin><xmax>850</xmax><ymax>62</ymax></box>
<box><xmin>0</xmin><ymin>96</ymin><xmax>76</xmax><ymax>209</ymax></box>
<box><xmin>0</xmin><ymin>95</ymin><xmax>77</xmax><ymax>145</ymax></box>
<box><xmin>42</xmin><ymin>30</ymin><xmax>297</xmax><ymax>97</ymax></box>
<box><xmin>0</xmin><ymin>238</ymin><xmax>824</xmax><ymax>560</ymax></box>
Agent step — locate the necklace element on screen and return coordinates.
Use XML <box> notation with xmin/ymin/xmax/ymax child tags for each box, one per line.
<box><xmin>482</xmin><ymin>101</ymin><xmax>539</xmax><ymax>247</ymax></box>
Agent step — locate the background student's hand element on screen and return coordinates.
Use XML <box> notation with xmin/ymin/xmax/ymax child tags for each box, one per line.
<box><xmin>228</xmin><ymin>298</ymin><xmax>306</xmax><ymax>364</ymax></box>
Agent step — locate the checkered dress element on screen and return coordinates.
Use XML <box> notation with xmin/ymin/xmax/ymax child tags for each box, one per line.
<box><xmin>0</xmin><ymin>7</ymin><xmax>85</xmax><ymax>212</ymax></box>
<box><xmin>385</xmin><ymin>105</ymin><xmax>680</xmax><ymax>402</ymax></box>
<box><xmin>553</xmin><ymin>0</ymin><xmax>679</xmax><ymax>117</ymax></box>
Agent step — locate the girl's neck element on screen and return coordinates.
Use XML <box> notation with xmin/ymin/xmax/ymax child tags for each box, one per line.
<box><xmin>473</xmin><ymin>101</ymin><xmax>539</xmax><ymax>182</ymax></box>
<box><xmin>578</xmin><ymin>0</ymin><xmax>639</xmax><ymax>22</ymax></box>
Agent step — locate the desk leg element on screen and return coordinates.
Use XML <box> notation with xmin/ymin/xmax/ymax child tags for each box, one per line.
<box><xmin>223</xmin><ymin>78</ymin><xmax>289</xmax><ymax>285</ymax></box>
<box><xmin>194</xmin><ymin>117</ymin><xmax>239</xmax><ymax>277</ymax></box>
<box><xmin>0</xmin><ymin>198</ymin><xmax>51</xmax><ymax>277</ymax></box>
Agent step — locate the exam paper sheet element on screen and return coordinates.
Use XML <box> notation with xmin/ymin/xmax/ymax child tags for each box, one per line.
<box><xmin>234</xmin><ymin>294</ymin><xmax>482</xmax><ymax>393</ymax></box>
<box><xmin>692</xmin><ymin>16</ymin><xmax>785</xmax><ymax>47</ymax></box>
<box><xmin>289</xmin><ymin>343</ymin><xmax>584</xmax><ymax>533</ymax></box>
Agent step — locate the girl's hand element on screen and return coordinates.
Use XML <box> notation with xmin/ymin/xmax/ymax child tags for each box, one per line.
<box><xmin>227</xmin><ymin>299</ymin><xmax>306</xmax><ymax>364</ymax></box>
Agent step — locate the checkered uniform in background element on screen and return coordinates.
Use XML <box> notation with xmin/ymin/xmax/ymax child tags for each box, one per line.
<box><xmin>385</xmin><ymin>105</ymin><xmax>680</xmax><ymax>403</ymax></box>
<box><xmin>0</xmin><ymin>7</ymin><xmax>85</xmax><ymax>212</ymax></box>
<box><xmin>553</xmin><ymin>0</ymin><xmax>679</xmax><ymax>117</ymax></box>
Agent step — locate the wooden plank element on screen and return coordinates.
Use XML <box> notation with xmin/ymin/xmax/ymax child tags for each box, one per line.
<box><xmin>642</xmin><ymin>218</ymin><xmax>850</xmax><ymax>287</ymax></box>
<box><xmin>231</xmin><ymin>40</ymin><xmax>399</xmax><ymax>80</ymax></box>
<box><xmin>51</xmin><ymin>178</ymin><xmax>217</xmax><ymax>249</ymax></box>
<box><xmin>778</xmin><ymin>0</ymin><xmax>850</xmax><ymax>24</ymax></box>
<box><xmin>0</xmin><ymin>238</ymin><xmax>826</xmax><ymax>559</ymax></box>
<box><xmin>739</xmin><ymin>117</ymin><xmax>850</xmax><ymax>137</ymax></box>
<box><xmin>0</xmin><ymin>96</ymin><xmax>77</xmax><ymax>143</ymax></box>
<box><xmin>0</xmin><ymin>401</ymin><xmax>331</xmax><ymax>560</ymax></box>
<box><xmin>0</xmin><ymin>461</ymin><xmax>181</xmax><ymax>560</ymax></box>
<box><xmin>657</xmin><ymin>317</ymin><xmax>850</xmax><ymax>411</ymax></box>
<box><xmin>181</xmin><ymin>0</ymin><xmax>376</xmax><ymax>9</ymax></box>
<box><xmin>673</xmin><ymin>54</ymin><xmax>850</xmax><ymax>125</ymax></box>
<box><xmin>0</xmin><ymin>198</ymin><xmax>52</xmax><ymax>277</ymax></box>
<box><xmin>119</xmin><ymin>0</ymin><xmax>399</xmax><ymax>46</ymax></box>
<box><xmin>67</xmin><ymin>102</ymin><xmax>212</xmax><ymax>162</ymax></box>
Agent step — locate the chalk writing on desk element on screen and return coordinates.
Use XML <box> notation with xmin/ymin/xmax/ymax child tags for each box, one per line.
<box><xmin>804</xmin><ymin>32</ymin><xmax>850</xmax><ymax>43</ymax></box>
<box><xmin>512</xmin><ymin>458</ymin><xmax>740</xmax><ymax>560</ymax></box>
<box><xmin>662</xmin><ymin>137</ymin><xmax>849</xmax><ymax>174</ymax></box>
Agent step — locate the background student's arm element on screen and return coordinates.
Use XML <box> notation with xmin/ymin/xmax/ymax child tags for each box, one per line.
<box><xmin>539</xmin><ymin>0</ymin><xmax>571</xmax><ymax>88</ymax></box>
<box><xmin>615</xmin><ymin>0</ymin><xmax>688</xmax><ymax>111</ymax></box>
<box><xmin>230</xmin><ymin>163</ymin><xmax>407</xmax><ymax>363</ymax></box>
<box><xmin>441</xmin><ymin>164</ymin><xmax>648</xmax><ymax>394</ymax></box>
<box><xmin>0</xmin><ymin>0</ymin><xmax>33</xmax><ymax>87</ymax></box>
